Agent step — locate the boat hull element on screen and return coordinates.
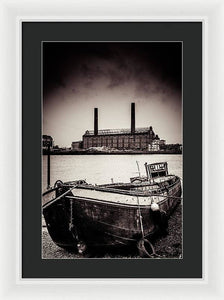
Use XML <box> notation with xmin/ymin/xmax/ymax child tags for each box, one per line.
<box><xmin>43</xmin><ymin>178</ymin><xmax>181</xmax><ymax>249</ymax></box>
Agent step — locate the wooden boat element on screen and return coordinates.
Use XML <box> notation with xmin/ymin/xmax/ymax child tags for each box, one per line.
<box><xmin>42</xmin><ymin>162</ymin><xmax>181</xmax><ymax>257</ymax></box>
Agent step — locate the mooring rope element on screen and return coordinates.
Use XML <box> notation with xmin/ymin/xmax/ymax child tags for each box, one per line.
<box><xmin>42</xmin><ymin>186</ymin><xmax>76</xmax><ymax>210</ymax></box>
<box><xmin>137</xmin><ymin>196</ymin><xmax>144</xmax><ymax>239</ymax></box>
<box><xmin>136</xmin><ymin>196</ymin><xmax>162</xmax><ymax>258</ymax></box>
<box><xmin>69</xmin><ymin>199</ymin><xmax>79</xmax><ymax>241</ymax></box>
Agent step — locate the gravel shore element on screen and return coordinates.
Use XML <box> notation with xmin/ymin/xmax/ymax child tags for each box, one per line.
<box><xmin>42</xmin><ymin>204</ymin><xmax>182</xmax><ymax>259</ymax></box>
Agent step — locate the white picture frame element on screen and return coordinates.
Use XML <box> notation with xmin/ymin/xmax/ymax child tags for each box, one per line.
<box><xmin>0</xmin><ymin>0</ymin><xmax>223</xmax><ymax>299</ymax></box>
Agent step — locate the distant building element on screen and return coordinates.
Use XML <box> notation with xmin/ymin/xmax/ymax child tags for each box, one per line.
<box><xmin>159</xmin><ymin>139</ymin><xmax>166</xmax><ymax>146</ymax></box>
<box><xmin>83</xmin><ymin>127</ymin><xmax>157</xmax><ymax>150</ymax></box>
<box><xmin>160</xmin><ymin>143</ymin><xmax>182</xmax><ymax>152</ymax></box>
<box><xmin>82</xmin><ymin>103</ymin><xmax>163</xmax><ymax>151</ymax></box>
<box><xmin>42</xmin><ymin>135</ymin><xmax>53</xmax><ymax>150</ymax></box>
<box><xmin>71</xmin><ymin>141</ymin><xmax>83</xmax><ymax>150</ymax></box>
<box><xmin>148</xmin><ymin>139</ymin><xmax>160</xmax><ymax>151</ymax></box>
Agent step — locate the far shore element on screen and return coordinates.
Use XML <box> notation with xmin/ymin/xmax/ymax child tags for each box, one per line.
<box><xmin>42</xmin><ymin>150</ymin><xmax>182</xmax><ymax>155</ymax></box>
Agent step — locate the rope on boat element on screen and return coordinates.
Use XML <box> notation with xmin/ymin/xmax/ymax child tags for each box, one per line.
<box><xmin>42</xmin><ymin>187</ymin><xmax>76</xmax><ymax>210</ymax></box>
<box><xmin>137</xmin><ymin>239</ymin><xmax>162</xmax><ymax>258</ymax></box>
<box><xmin>69</xmin><ymin>199</ymin><xmax>79</xmax><ymax>240</ymax></box>
<box><xmin>136</xmin><ymin>196</ymin><xmax>161</xmax><ymax>258</ymax></box>
<box><xmin>136</xmin><ymin>195</ymin><xmax>163</xmax><ymax>258</ymax></box>
<box><xmin>137</xmin><ymin>196</ymin><xmax>144</xmax><ymax>239</ymax></box>
<box><xmin>69</xmin><ymin>198</ymin><xmax>87</xmax><ymax>255</ymax></box>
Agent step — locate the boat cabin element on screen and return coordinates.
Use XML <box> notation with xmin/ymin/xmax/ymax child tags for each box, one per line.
<box><xmin>130</xmin><ymin>162</ymin><xmax>168</xmax><ymax>184</ymax></box>
<box><xmin>145</xmin><ymin>162</ymin><xmax>168</xmax><ymax>179</ymax></box>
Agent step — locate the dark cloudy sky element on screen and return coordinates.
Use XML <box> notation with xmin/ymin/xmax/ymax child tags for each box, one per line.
<box><xmin>43</xmin><ymin>42</ymin><xmax>182</xmax><ymax>147</ymax></box>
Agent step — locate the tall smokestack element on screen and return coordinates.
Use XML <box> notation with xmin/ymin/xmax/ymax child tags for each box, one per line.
<box><xmin>94</xmin><ymin>108</ymin><xmax>98</xmax><ymax>136</ymax></box>
<box><xmin>131</xmin><ymin>102</ymin><xmax>135</xmax><ymax>134</ymax></box>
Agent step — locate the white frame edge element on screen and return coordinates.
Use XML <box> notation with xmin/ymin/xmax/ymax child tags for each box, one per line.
<box><xmin>0</xmin><ymin>0</ymin><xmax>223</xmax><ymax>299</ymax></box>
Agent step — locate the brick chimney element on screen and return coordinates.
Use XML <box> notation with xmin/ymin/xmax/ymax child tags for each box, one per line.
<box><xmin>131</xmin><ymin>102</ymin><xmax>135</xmax><ymax>134</ymax></box>
<box><xmin>94</xmin><ymin>108</ymin><xmax>98</xmax><ymax>136</ymax></box>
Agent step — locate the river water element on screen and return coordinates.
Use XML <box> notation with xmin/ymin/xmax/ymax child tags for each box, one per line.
<box><xmin>42</xmin><ymin>154</ymin><xmax>182</xmax><ymax>192</ymax></box>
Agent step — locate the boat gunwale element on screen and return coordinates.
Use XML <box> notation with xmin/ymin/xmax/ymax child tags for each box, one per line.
<box><xmin>42</xmin><ymin>177</ymin><xmax>181</xmax><ymax>209</ymax></box>
<box><xmin>65</xmin><ymin>194</ymin><xmax>154</xmax><ymax>208</ymax></box>
<box><xmin>65</xmin><ymin>187</ymin><xmax>180</xmax><ymax>208</ymax></box>
<box><xmin>65</xmin><ymin>175</ymin><xmax>180</xmax><ymax>197</ymax></box>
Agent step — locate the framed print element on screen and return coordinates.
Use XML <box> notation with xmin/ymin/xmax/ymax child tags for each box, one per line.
<box><xmin>1</xmin><ymin>0</ymin><xmax>224</xmax><ymax>299</ymax></box>
<box><xmin>22</xmin><ymin>21</ymin><xmax>202</xmax><ymax>278</ymax></box>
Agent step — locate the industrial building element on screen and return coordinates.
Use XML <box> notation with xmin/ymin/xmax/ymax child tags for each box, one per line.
<box><xmin>82</xmin><ymin>103</ymin><xmax>163</xmax><ymax>150</ymax></box>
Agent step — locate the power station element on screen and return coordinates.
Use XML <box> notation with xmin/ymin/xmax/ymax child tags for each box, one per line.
<box><xmin>82</xmin><ymin>103</ymin><xmax>163</xmax><ymax>150</ymax></box>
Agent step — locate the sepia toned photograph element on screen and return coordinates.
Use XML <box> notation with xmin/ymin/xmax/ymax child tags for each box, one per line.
<box><xmin>42</xmin><ymin>42</ymin><xmax>183</xmax><ymax>259</ymax></box>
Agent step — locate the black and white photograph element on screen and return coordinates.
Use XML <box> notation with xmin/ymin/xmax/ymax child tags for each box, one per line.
<box><xmin>42</xmin><ymin>42</ymin><xmax>183</xmax><ymax>259</ymax></box>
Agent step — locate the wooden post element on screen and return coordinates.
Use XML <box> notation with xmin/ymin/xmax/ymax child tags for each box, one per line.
<box><xmin>47</xmin><ymin>144</ymin><xmax>51</xmax><ymax>189</ymax></box>
<box><xmin>94</xmin><ymin>108</ymin><xmax>98</xmax><ymax>136</ymax></box>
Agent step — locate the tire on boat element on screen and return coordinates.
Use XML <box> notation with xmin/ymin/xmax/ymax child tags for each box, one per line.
<box><xmin>137</xmin><ymin>238</ymin><xmax>156</xmax><ymax>258</ymax></box>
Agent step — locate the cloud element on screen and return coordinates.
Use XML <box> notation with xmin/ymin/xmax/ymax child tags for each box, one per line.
<box><xmin>43</xmin><ymin>43</ymin><xmax>182</xmax><ymax>146</ymax></box>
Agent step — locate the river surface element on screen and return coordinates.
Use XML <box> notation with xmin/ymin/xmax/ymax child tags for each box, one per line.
<box><xmin>42</xmin><ymin>154</ymin><xmax>182</xmax><ymax>192</ymax></box>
